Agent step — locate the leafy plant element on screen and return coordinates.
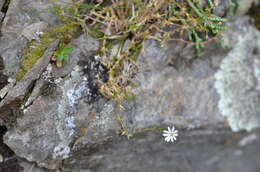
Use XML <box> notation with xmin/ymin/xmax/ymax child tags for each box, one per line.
<box><xmin>56</xmin><ymin>0</ymin><xmax>226</xmax><ymax>135</ymax></box>
<box><xmin>17</xmin><ymin>3</ymin><xmax>80</xmax><ymax>81</ymax></box>
<box><xmin>19</xmin><ymin>0</ymin><xmax>227</xmax><ymax>135</ymax></box>
<box><xmin>53</xmin><ymin>44</ymin><xmax>74</xmax><ymax>67</ymax></box>
<box><xmin>68</xmin><ymin>0</ymin><xmax>227</xmax><ymax>102</ymax></box>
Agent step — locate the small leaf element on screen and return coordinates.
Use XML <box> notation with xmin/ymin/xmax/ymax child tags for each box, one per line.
<box><xmin>78</xmin><ymin>3</ymin><xmax>100</xmax><ymax>9</ymax></box>
<box><xmin>55</xmin><ymin>45</ymin><xmax>74</xmax><ymax>63</ymax></box>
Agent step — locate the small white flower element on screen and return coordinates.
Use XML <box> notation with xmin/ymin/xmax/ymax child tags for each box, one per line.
<box><xmin>162</xmin><ymin>126</ymin><xmax>178</xmax><ymax>143</ymax></box>
<box><xmin>36</xmin><ymin>31</ymin><xmax>44</xmax><ymax>36</ymax></box>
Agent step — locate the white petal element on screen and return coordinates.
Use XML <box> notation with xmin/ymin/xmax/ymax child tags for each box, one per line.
<box><xmin>170</xmin><ymin>137</ymin><xmax>174</xmax><ymax>142</ymax></box>
<box><xmin>171</xmin><ymin>126</ymin><xmax>175</xmax><ymax>131</ymax></box>
<box><xmin>173</xmin><ymin>136</ymin><xmax>177</xmax><ymax>140</ymax></box>
<box><xmin>163</xmin><ymin>133</ymin><xmax>169</xmax><ymax>137</ymax></box>
<box><xmin>168</xmin><ymin>127</ymin><xmax>171</xmax><ymax>131</ymax></box>
<box><xmin>165</xmin><ymin>137</ymin><xmax>171</xmax><ymax>142</ymax></box>
<box><xmin>163</xmin><ymin>130</ymin><xmax>170</xmax><ymax>133</ymax></box>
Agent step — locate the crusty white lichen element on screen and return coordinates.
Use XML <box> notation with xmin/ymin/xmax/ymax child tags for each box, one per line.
<box><xmin>214</xmin><ymin>26</ymin><xmax>260</xmax><ymax>132</ymax></box>
<box><xmin>53</xmin><ymin>143</ymin><xmax>71</xmax><ymax>159</ymax></box>
<box><xmin>54</xmin><ymin>69</ymin><xmax>91</xmax><ymax>159</ymax></box>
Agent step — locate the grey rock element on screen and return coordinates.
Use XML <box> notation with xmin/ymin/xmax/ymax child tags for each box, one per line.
<box><xmin>21</xmin><ymin>21</ymin><xmax>49</xmax><ymax>41</ymax></box>
<box><xmin>0</xmin><ymin>0</ymin><xmax>5</xmax><ymax>21</ymax></box>
<box><xmin>0</xmin><ymin>40</ymin><xmax>59</xmax><ymax>127</ymax></box>
<box><xmin>0</xmin><ymin>12</ymin><xmax>4</xmax><ymax>22</ymax></box>
<box><xmin>0</xmin><ymin>78</ymin><xmax>15</xmax><ymax>99</ymax></box>
<box><xmin>237</xmin><ymin>0</ymin><xmax>259</xmax><ymax>15</ymax></box>
<box><xmin>213</xmin><ymin>0</ymin><xmax>258</xmax><ymax>17</ymax></box>
<box><xmin>4</xmin><ymin>34</ymin><xmax>118</xmax><ymax>170</ymax></box>
<box><xmin>52</xmin><ymin>34</ymin><xmax>100</xmax><ymax>78</ymax></box>
<box><xmin>214</xmin><ymin>22</ymin><xmax>260</xmax><ymax>132</ymax></box>
<box><xmin>0</xmin><ymin>36</ymin><xmax>28</xmax><ymax>78</ymax></box>
<box><xmin>63</xmin><ymin>127</ymin><xmax>260</xmax><ymax>172</ymax></box>
<box><xmin>0</xmin><ymin>0</ymin><xmax>71</xmax><ymax>78</ymax></box>
<box><xmin>2</xmin><ymin>7</ymin><xmax>260</xmax><ymax>172</ymax></box>
<box><xmin>19</xmin><ymin>160</ymin><xmax>57</xmax><ymax>172</ymax></box>
<box><xmin>1</xmin><ymin>0</ymin><xmax>70</xmax><ymax>39</ymax></box>
<box><xmin>121</xmin><ymin>39</ymin><xmax>226</xmax><ymax>131</ymax></box>
<box><xmin>0</xmin><ymin>56</ymin><xmax>8</xmax><ymax>91</ymax></box>
<box><xmin>0</xmin><ymin>0</ymin><xmax>4</xmax><ymax>9</ymax></box>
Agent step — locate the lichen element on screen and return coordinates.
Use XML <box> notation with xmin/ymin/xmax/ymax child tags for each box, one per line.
<box><xmin>214</xmin><ymin>25</ymin><xmax>260</xmax><ymax>132</ymax></box>
<box><xmin>53</xmin><ymin>143</ymin><xmax>70</xmax><ymax>159</ymax></box>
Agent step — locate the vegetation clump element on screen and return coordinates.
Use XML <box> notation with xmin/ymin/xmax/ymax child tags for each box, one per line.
<box><xmin>65</xmin><ymin>0</ymin><xmax>227</xmax><ymax>106</ymax></box>
<box><xmin>55</xmin><ymin>0</ymin><xmax>226</xmax><ymax>135</ymax></box>
<box><xmin>17</xmin><ymin>0</ymin><xmax>227</xmax><ymax>135</ymax></box>
<box><xmin>16</xmin><ymin>5</ymin><xmax>80</xmax><ymax>81</ymax></box>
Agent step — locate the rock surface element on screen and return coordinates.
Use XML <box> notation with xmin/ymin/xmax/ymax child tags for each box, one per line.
<box><xmin>0</xmin><ymin>0</ymin><xmax>260</xmax><ymax>171</ymax></box>
<box><xmin>0</xmin><ymin>40</ymin><xmax>59</xmax><ymax>127</ymax></box>
<box><xmin>122</xmin><ymin>39</ymin><xmax>226</xmax><ymax>131</ymax></box>
<box><xmin>63</xmin><ymin>127</ymin><xmax>260</xmax><ymax>172</ymax></box>
<box><xmin>2</xmin><ymin>126</ymin><xmax>260</xmax><ymax>172</ymax></box>
<box><xmin>215</xmin><ymin>21</ymin><xmax>260</xmax><ymax>132</ymax></box>
<box><xmin>0</xmin><ymin>0</ymin><xmax>71</xmax><ymax>78</ymax></box>
<box><xmin>0</xmin><ymin>126</ymin><xmax>23</xmax><ymax>172</ymax></box>
<box><xmin>4</xmin><ymin>34</ymin><xmax>118</xmax><ymax>170</ymax></box>
<box><xmin>3</xmin><ymin>16</ymin><xmax>260</xmax><ymax>171</ymax></box>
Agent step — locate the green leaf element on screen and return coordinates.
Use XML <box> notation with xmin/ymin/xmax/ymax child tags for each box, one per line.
<box><xmin>78</xmin><ymin>3</ymin><xmax>100</xmax><ymax>9</ymax></box>
<box><xmin>54</xmin><ymin>45</ymin><xmax>74</xmax><ymax>62</ymax></box>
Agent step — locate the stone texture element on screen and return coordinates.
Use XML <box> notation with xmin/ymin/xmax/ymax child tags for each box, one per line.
<box><xmin>121</xmin><ymin>39</ymin><xmax>226</xmax><ymax>131</ymax></box>
<box><xmin>21</xmin><ymin>21</ymin><xmax>49</xmax><ymax>41</ymax></box>
<box><xmin>0</xmin><ymin>40</ymin><xmax>59</xmax><ymax>127</ymax></box>
<box><xmin>215</xmin><ymin>19</ymin><xmax>260</xmax><ymax>132</ymax></box>
<box><xmin>237</xmin><ymin>0</ymin><xmax>259</xmax><ymax>15</ymax></box>
<box><xmin>3</xmin><ymin>127</ymin><xmax>259</xmax><ymax>172</ymax></box>
<box><xmin>1</xmin><ymin>2</ymin><xmax>260</xmax><ymax>172</ymax></box>
<box><xmin>63</xmin><ymin>127</ymin><xmax>260</xmax><ymax>172</ymax></box>
<box><xmin>3</xmin><ymin>34</ymin><xmax>118</xmax><ymax>170</ymax></box>
<box><xmin>1</xmin><ymin>0</ymin><xmax>70</xmax><ymax>38</ymax></box>
<box><xmin>0</xmin><ymin>126</ymin><xmax>23</xmax><ymax>172</ymax></box>
<box><xmin>0</xmin><ymin>36</ymin><xmax>28</xmax><ymax>78</ymax></box>
<box><xmin>0</xmin><ymin>0</ymin><xmax>71</xmax><ymax>78</ymax></box>
<box><xmin>4</xmin><ymin>16</ymin><xmax>260</xmax><ymax>171</ymax></box>
<box><xmin>0</xmin><ymin>0</ymin><xmax>5</xmax><ymax>21</ymax></box>
<box><xmin>0</xmin><ymin>57</ymin><xmax>8</xmax><ymax>92</ymax></box>
<box><xmin>0</xmin><ymin>0</ymin><xmax>4</xmax><ymax>9</ymax></box>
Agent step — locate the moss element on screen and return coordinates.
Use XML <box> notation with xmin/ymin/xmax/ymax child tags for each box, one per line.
<box><xmin>16</xmin><ymin>22</ymin><xmax>79</xmax><ymax>81</ymax></box>
<box><xmin>16</xmin><ymin>2</ymin><xmax>82</xmax><ymax>81</ymax></box>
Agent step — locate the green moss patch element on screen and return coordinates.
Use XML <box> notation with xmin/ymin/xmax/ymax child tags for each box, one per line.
<box><xmin>16</xmin><ymin>3</ymin><xmax>81</xmax><ymax>81</ymax></box>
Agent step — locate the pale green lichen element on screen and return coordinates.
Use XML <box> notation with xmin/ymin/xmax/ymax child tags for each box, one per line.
<box><xmin>214</xmin><ymin>25</ymin><xmax>260</xmax><ymax>132</ymax></box>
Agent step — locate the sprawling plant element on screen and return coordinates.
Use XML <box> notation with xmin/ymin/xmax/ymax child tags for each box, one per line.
<box><xmin>66</xmin><ymin>0</ymin><xmax>226</xmax><ymax>103</ymax></box>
